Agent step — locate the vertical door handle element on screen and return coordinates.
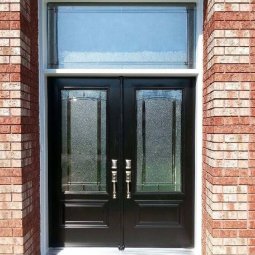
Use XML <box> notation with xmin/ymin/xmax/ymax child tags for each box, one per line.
<box><xmin>126</xmin><ymin>171</ymin><xmax>131</xmax><ymax>199</ymax></box>
<box><xmin>112</xmin><ymin>159</ymin><xmax>117</xmax><ymax>169</ymax></box>
<box><xmin>111</xmin><ymin>160</ymin><xmax>118</xmax><ymax>199</ymax></box>
<box><xmin>125</xmin><ymin>159</ymin><xmax>132</xmax><ymax>199</ymax></box>
<box><xmin>125</xmin><ymin>159</ymin><xmax>131</xmax><ymax>169</ymax></box>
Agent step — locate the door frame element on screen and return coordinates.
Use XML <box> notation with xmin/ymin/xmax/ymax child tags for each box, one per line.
<box><xmin>48</xmin><ymin>77</ymin><xmax>195</xmax><ymax>248</ymax></box>
<box><xmin>38</xmin><ymin>0</ymin><xmax>204</xmax><ymax>254</ymax></box>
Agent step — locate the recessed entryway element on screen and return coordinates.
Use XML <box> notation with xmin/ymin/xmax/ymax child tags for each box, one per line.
<box><xmin>47</xmin><ymin>77</ymin><xmax>195</xmax><ymax>249</ymax></box>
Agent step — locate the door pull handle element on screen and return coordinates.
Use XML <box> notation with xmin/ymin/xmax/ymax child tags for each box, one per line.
<box><xmin>125</xmin><ymin>159</ymin><xmax>132</xmax><ymax>199</ymax></box>
<box><xmin>111</xmin><ymin>160</ymin><xmax>118</xmax><ymax>199</ymax></box>
<box><xmin>112</xmin><ymin>171</ymin><xmax>117</xmax><ymax>199</ymax></box>
<box><xmin>126</xmin><ymin>171</ymin><xmax>131</xmax><ymax>199</ymax></box>
<box><xmin>112</xmin><ymin>159</ymin><xmax>117</xmax><ymax>169</ymax></box>
<box><xmin>125</xmin><ymin>159</ymin><xmax>131</xmax><ymax>169</ymax></box>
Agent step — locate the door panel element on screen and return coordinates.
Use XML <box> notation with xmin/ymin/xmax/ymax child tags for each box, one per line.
<box><xmin>48</xmin><ymin>78</ymin><xmax>122</xmax><ymax>247</ymax></box>
<box><xmin>48</xmin><ymin>77</ymin><xmax>195</xmax><ymax>248</ymax></box>
<box><xmin>123</xmin><ymin>78</ymin><xmax>195</xmax><ymax>248</ymax></box>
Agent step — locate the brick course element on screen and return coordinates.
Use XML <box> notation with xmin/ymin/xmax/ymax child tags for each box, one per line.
<box><xmin>0</xmin><ymin>0</ymin><xmax>39</xmax><ymax>254</ymax></box>
<box><xmin>203</xmin><ymin>0</ymin><xmax>255</xmax><ymax>255</ymax></box>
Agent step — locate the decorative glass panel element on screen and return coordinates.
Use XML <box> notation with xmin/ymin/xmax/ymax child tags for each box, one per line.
<box><xmin>136</xmin><ymin>90</ymin><xmax>182</xmax><ymax>192</ymax></box>
<box><xmin>48</xmin><ymin>4</ymin><xmax>195</xmax><ymax>69</ymax></box>
<box><xmin>61</xmin><ymin>90</ymin><xmax>107</xmax><ymax>192</ymax></box>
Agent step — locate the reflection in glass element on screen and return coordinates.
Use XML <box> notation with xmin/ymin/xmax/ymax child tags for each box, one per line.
<box><xmin>48</xmin><ymin>5</ymin><xmax>195</xmax><ymax>69</ymax></box>
<box><xmin>61</xmin><ymin>90</ymin><xmax>107</xmax><ymax>192</ymax></box>
<box><xmin>136</xmin><ymin>90</ymin><xmax>182</xmax><ymax>192</ymax></box>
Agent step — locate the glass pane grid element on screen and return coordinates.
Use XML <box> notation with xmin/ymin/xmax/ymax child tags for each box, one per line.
<box><xmin>137</xmin><ymin>184</ymin><xmax>182</xmax><ymax>192</ymax></box>
<box><xmin>62</xmin><ymin>183</ymin><xmax>107</xmax><ymax>192</ymax></box>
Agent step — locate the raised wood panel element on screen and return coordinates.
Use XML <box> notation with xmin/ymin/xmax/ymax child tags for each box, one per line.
<box><xmin>63</xmin><ymin>201</ymin><xmax>109</xmax><ymax>227</ymax></box>
<box><xmin>135</xmin><ymin>200</ymin><xmax>182</xmax><ymax>227</ymax></box>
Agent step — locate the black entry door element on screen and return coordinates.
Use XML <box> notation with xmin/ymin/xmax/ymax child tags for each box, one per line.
<box><xmin>48</xmin><ymin>78</ymin><xmax>123</xmax><ymax>247</ymax></box>
<box><xmin>123</xmin><ymin>78</ymin><xmax>195</xmax><ymax>248</ymax></box>
<box><xmin>48</xmin><ymin>77</ymin><xmax>195</xmax><ymax>248</ymax></box>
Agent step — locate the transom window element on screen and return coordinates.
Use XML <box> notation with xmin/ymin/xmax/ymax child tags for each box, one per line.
<box><xmin>47</xmin><ymin>4</ymin><xmax>196</xmax><ymax>69</ymax></box>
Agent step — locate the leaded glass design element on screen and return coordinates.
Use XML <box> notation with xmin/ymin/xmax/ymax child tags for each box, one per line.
<box><xmin>136</xmin><ymin>90</ymin><xmax>182</xmax><ymax>192</ymax></box>
<box><xmin>61</xmin><ymin>90</ymin><xmax>107</xmax><ymax>192</ymax></box>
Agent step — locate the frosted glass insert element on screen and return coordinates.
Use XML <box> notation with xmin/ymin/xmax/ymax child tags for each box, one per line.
<box><xmin>48</xmin><ymin>5</ymin><xmax>195</xmax><ymax>69</ymax></box>
<box><xmin>61</xmin><ymin>90</ymin><xmax>107</xmax><ymax>192</ymax></box>
<box><xmin>136</xmin><ymin>90</ymin><xmax>182</xmax><ymax>192</ymax></box>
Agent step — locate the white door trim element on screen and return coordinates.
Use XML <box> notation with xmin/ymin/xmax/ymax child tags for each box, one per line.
<box><xmin>38</xmin><ymin>0</ymin><xmax>203</xmax><ymax>254</ymax></box>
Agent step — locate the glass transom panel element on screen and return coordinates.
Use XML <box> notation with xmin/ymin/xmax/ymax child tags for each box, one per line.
<box><xmin>136</xmin><ymin>90</ymin><xmax>182</xmax><ymax>192</ymax></box>
<box><xmin>48</xmin><ymin>4</ymin><xmax>195</xmax><ymax>69</ymax></box>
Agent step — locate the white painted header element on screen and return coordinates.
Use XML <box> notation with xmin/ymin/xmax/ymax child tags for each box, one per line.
<box><xmin>45</xmin><ymin>0</ymin><xmax>197</xmax><ymax>3</ymax></box>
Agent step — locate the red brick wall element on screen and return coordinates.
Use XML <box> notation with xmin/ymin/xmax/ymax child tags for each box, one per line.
<box><xmin>0</xmin><ymin>0</ymin><xmax>39</xmax><ymax>254</ymax></box>
<box><xmin>203</xmin><ymin>0</ymin><xmax>255</xmax><ymax>254</ymax></box>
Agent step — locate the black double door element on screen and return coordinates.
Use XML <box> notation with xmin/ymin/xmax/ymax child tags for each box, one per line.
<box><xmin>48</xmin><ymin>77</ymin><xmax>195</xmax><ymax>248</ymax></box>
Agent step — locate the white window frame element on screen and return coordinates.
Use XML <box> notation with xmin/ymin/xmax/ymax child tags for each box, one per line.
<box><xmin>38</xmin><ymin>0</ymin><xmax>204</xmax><ymax>254</ymax></box>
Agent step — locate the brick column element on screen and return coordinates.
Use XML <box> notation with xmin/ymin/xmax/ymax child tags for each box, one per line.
<box><xmin>0</xmin><ymin>1</ymin><xmax>39</xmax><ymax>254</ymax></box>
<box><xmin>203</xmin><ymin>1</ymin><xmax>255</xmax><ymax>255</ymax></box>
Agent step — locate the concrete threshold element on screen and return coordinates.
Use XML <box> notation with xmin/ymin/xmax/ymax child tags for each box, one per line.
<box><xmin>48</xmin><ymin>248</ymin><xmax>195</xmax><ymax>255</ymax></box>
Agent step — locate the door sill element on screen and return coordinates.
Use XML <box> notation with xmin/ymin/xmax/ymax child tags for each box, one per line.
<box><xmin>48</xmin><ymin>248</ymin><xmax>195</xmax><ymax>255</ymax></box>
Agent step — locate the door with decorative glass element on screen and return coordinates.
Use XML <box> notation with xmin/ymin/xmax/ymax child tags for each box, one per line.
<box><xmin>48</xmin><ymin>77</ymin><xmax>195</xmax><ymax>248</ymax></box>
